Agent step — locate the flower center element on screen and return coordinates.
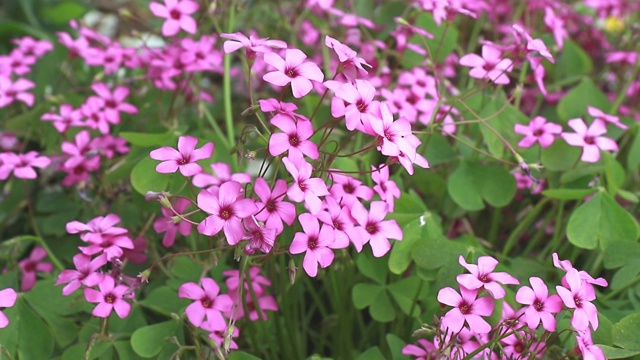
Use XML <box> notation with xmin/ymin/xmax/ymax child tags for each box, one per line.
<box><xmin>533</xmin><ymin>300</ymin><xmax>544</xmax><ymax>311</ymax></box>
<box><xmin>105</xmin><ymin>99</ymin><xmax>117</xmax><ymax>109</ymax></box>
<box><xmin>201</xmin><ymin>297</ymin><xmax>212</xmax><ymax>308</ymax></box>
<box><xmin>105</xmin><ymin>293</ymin><xmax>116</xmax><ymax>304</ymax></box>
<box><xmin>479</xmin><ymin>274</ymin><xmax>490</xmax><ymax>283</ymax></box>
<box><xmin>169</xmin><ymin>9</ymin><xmax>181</xmax><ymax>20</ymax></box>
<box><xmin>365</xmin><ymin>222</ymin><xmax>378</xmax><ymax>235</ymax></box>
<box><xmin>356</xmin><ymin>99</ymin><xmax>367</xmax><ymax>113</ymax></box>
<box><xmin>574</xmin><ymin>297</ymin><xmax>582</xmax><ymax>308</ymax></box>
<box><xmin>307</xmin><ymin>236</ymin><xmax>318</xmax><ymax>249</ymax></box>
<box><xmin>285</xmin><ymin>68</ymin><xmax>298</xmax><ymax>78</ymax></box>
<box><xmin>265</xmin><ymin>200</ymin><xmax>277</xmax><ymax>212</ymax></box>
<box><xmin>459</xmin><ymin>301</ymin><xmax>472</xmax><ymax>315</ymax></box>
<box><xmin>343</xmin><ymin>183</ymin><xmax>355</xmax><ymax>194</ymax></box>
<box><xmin>288</xmin><ymin>134</ymin><xmax>300</xmax><ymax>146</ymax></box>
<box><xmin>219</xmin><ymin>207</ymin><xmax>233</xmax><ymax>220</ymax></box>
<box><xmin>177</xmin><ymin>156</ymin><xmax>190</xmax><ymax>165</ymax></box>
<box><xmin>584</xmin><ymin>136</ymin><xmax>595</xmax><ymax>145</ymax></box>
<box><xmin>533</xmin><ymin>129</ymin><xmax>543</xmax><ymax>137</ymax></box>
<box><xmin>24</xmin><ymin>261</ymin><xmax>36</xmax><ymax>272</ymax></box>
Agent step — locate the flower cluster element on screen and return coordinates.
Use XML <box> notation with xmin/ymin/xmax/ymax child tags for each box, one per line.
<box><xmin>403</xmin><ymin>254</ymin><xmax>607</xmax><ymax>359</ymax></box>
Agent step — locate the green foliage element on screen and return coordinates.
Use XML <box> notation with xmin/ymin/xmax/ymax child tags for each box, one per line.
<box><xmin>447</xmin><ymin>160</ymin><xmax>516</xmax><ymax>211</ymax></box>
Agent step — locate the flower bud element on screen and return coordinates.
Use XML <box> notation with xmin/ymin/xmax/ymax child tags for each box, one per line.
<box><xmin>144</xmin><ymin>191</ymin><xmax>163</xmax><ymax>202</ymax></box>
<box><xmin>288</xmin><ymin>259</ymin><xmax>297</xmax><ymax>285</ymax></box>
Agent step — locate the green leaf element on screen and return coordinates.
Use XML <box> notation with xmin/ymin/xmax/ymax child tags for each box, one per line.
<box><xmin>355</xmin><ymin>347</ymin><xmax>386</xmax><ymax>360</ymax></box>
<box><xmin>411</xmin><ymin>13</ymin><xmax>459</xmax><ymax>62</ymax></box>
<box><xmin>114</xmin><ymin>341</ymin><xmax>146</xmax><ymax>360</ymax></box>
<box><xmin>130</xmin><ymin>321</ymin><xmax>180</xmax><ymax>358</ymax></box>
<box><xmin>170</xmin><ymin>256</ymin><xmax>205</xmax><ymax>281</ymax></box>
<box><xmin>131</xmin><ymin>157</ymin><xmax>170</xmax><ymax>195</ymax></box>
<box><xmin>17</xmin><ymin>298</ymin><xmax>55</xmax><ymax>360</ymax></box>
<box><xmin>356</xmin><ymin>249</ymin><xmax>388</xmax><ymax>284</ymax></box>
<box><xmin>603</xmin><ymin>152</ymin><xmax>626</xmax><ymax>196</ymax></box>
<box><xmin>352</xmin><ymin>283</ymin><xmax>382</xmax><ymax>309</ymax></box>
<box><xmin>386</xmin><ymin>333</ymin><xmax>410</xmax><ymax>360</ymax></box>
<box><xmin>627</xmin><ymin>128</ymin><xmax>640</xmax><ymax>171</ymax></box>
<box><xmin>120</xmin><ymin>131</ymin><xmax>177</xmax><ymax>147</ymax></box>
<box><xmin>41</xmin><ymin>2</ymin><xmax>87</xmax><ymax>24</ymax></box>
<box><xmin>557</xmin><ymin>78</ymin><xmax>610</xmax><ymax>121</ymax></box>
<box><xmin>598</xmin><ymin>345</ymin><xmax>640</xmax><ymax>359</ymax></box>
<box><xmin>593</xmin><ymin>313</ymin><xmax>614</xmax><ymax>346</ymax></box>
<box><xmin>604</xmin><ymin>242</ymin><xmax>640</xmax><ymax>269</ymax></box>
<box><xmin>555</xmin><ymin>40</ymin><xmax>593</xmax><ymax>80</ymax></box>
<box><xmin>542</xmin><ymin>188</ymin><xmax>597</xmax><ymax>200</ymax></box>
<box><xmin>613</xmin><ymin>313</ymin><xmax>640</xmax><ymax>351</ymax></box>
<box><xmin>541</xmin><ymin>141</ymin><xmax>582</xmax><ymax>171</ymax></box>
<box><xmin>567</xmin><ymin>191</ymin><xmax>640</xmax><ymax>250</ymax></box>
<box><xmin>447</xmin><ymin>161</ymin><xmax>516</xmax><ymax>210</ymax></box>
<box><xmin>138</xmin><ymin>286</ymin><xmax>190</xmax><ymax>316</ymax></box>
<box><xmin>448</xmin><ymin>161</ymin><xmax>484</xmax><ymax>211</ymax></box>
<box><xmin>387</xmin><ymin>277</ymin><xmax>428</xmax><ymax>317</ymax></box>
<box><xmin>369</xmin><ymin>290</ymin><xmax>396</xmax><ymax>322</ymax></box>
<box><xmin>389</xmin><ymin>214</ymin><xmax>431</xmax><ymax>274</ymax></box>
<box><xmin>611</xmin><ymin>259</ymin><xmax>640</xmax><ymax>290</ymax></box>
<box><xmin>229</xmin><ymin>351</ymin><xmax>263</xmax><ymax>360</ymax></box>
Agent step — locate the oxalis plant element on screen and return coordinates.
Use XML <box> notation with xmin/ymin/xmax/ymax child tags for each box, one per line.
<box><xmin>0</xmin><ymin>0</ymin><xmax>639</xmax><ymax>359</ymax></box>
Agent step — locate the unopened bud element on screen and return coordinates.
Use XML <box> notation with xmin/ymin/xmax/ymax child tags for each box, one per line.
<box><xmin>223</xmin><ymin>324</ymin><xmax>235</xmax><ymax>352</ymax></box>
<box><xmin>170</xmin><ymin>215</ymin><xmax>182</xmax><ymax>224</ymax></box>
<box><xmin>138</xmin><ymin>269</ymin><xmax>151</xmax><ymax>283</ymax></box>
<box><xmin>144</xmin><ymin>191</ymin><xmax>163</xmax><ymax>202</ymax></box>
<box><xmin>288</xmin><ymin>259</ymin><xmax>297</xmax><ymax>285</ymax></box>
<box><xmin>245</xmin><ymin>151</ymin><xmax>257</xmax><ymax>161</ymax></box>
<box><xmin>159</xmin><ymin>193</ymin><xmax>172</xmax><ymax>209</ymax></box>
<box><xmin>234</xmin><ymin>246</ymin><xmax>243</xmax><ymax>262</ymax></box>
<box><xmin>394</xmin><ymin>17</ymin><xmax>410</xmax><ymax>26</ymax></box>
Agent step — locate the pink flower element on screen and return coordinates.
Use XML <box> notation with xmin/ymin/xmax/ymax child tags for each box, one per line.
<box><xmin>89</xmin><ymin>83</ymin><xmax>138</xmax><ymax>126</ymax></box>
<box><xmin>178</xmin><ymin>278</ymin><xmax>233</xmax><ymax>328</ymax></box>
<box><xmin>153</xmin><ymin>197</ymin><xmax>192</xmax><ymax>247</ymax></box>
<box><xmin>328</xmin><ymin>172</ymin><xmax>373</xmax><ymax>208</ymax></box>
<box><xmin>515</xmin><ymin>277</ymin><xmax>562</xmax><ymax>331</ymax></box>
<box><xmin>556</xmin><ymin>268</ymin><xmax>599</xmax><ymax>331</ymax></box>
<box><xmin>587</xmin><ymin>106</ymin><xmax>627</xmax><ymax>130</ymax></box>
<box><xmin>544</xmin><ymin>7</ymin><xmax>568</xmax><ymax>49</ymax></box>
<box><xmin>459</xmin><ymin>45</ymin><xmax>513</xmax><ymax>85</ymax></box>
<box><xmin>201</xmin><ymin>322</ymin><xmax>239</xmax><ymax>350</ymax></box>
<box><xmin>501</xmin><ymin>331</ymin><xmax>545</xmax><ymax>359</ymax></box>
<box><xmin>437</xmin><ymin>286</ymin><xmax>495</xmax><ymax>334</ymax></box>
<box><xmin>333</xmin><ymin>79</ymin><xmax>380</xmax><ymax>132</ymax></box>
<box><xmin>18</xmin><ymin>247</ymin><xmax>53</xmax><ymax>291</ymax></box>
<box><xmin>0</xmin><ymin>76</ymin><xmax>35</xmax><ymax>107</ymax></box>
<box><xmin>561</xmin><ymin>118</ymin><xmax>618</xmax><ymax>163</ymax></box>
<box><xmin>84</xmin><ymin>276</ymin><xmax>132</xmax><ymax>319</ymax></box>
<box><xmin>371</xmin><ymin>165</ymin><xmax>400</xmax><ymax>212</ymax></box>
<box><xmin>78</xmin><ymin>234</ymin><xmax>135</xmax><ymax>261</ymax></box>
<box><xmin>268</xmin><ymin>114</ymin><xmax>319</xmax><ymax>160</ymax></box>
<box><xmin>282</xmin><ymin>156</ymin><xmax>329</xmax><ymax>215</ymax></box>
<box><xmin>12</xmin><ymin>36</ymin><xmax>53</xmax><ymax>57</ymax></box>
<box><xmin>254</xmin><ymin>177</ymin><xmax>296</xmax><ymax>235</ymax></box>
<box><xmin>515</xmin><ymin>116</ymin><xmax>562</xmax><ymax>149</ymax></box>
<box><xmin>40</xmin><ymin>104</ymin><xmax>83</xmax><ymax>133</ymax></box>
<box><xmin>242</xmin><ymin>218</ymin><xmax>276</xmax><ymax>255</ymax></box>
<box><xmin>150</xmin><ymin>136</ymin><xmax>214</xmax><ymax>176</ymax></box>
<box><xmin>221</xmin><ymin>32</ymin><xmax>287</xmax><ymax>59</ymax></box>
<box><xmin>224</xmin><ymin>267</ymin><xmax>278</xmax><ymax>321</ymax></box>
<box><xmin>401</xmin><ymin>339</ymin><xmax>435</xmax><ymax>360</ymax></box>
<box><xmin>576</xmin><ymin>330</ymin><xmax>605</xmax><ymax>360</ymax></box>
<box><xmin>552</xmin><ymin>253</ymin><xmax>608</xmax><ymax>293</ymax></box>
<box><xmin>197</xmin><ymin>181</ymin><xmax>258</xmax><ymax>245</ymax></box>
<box><xmin>324</xmin><ymin>35</ymin><xmax>370</xmax><ymax>80</ymax></box>
<box><xmin>149</xmin><ymin>0</ymin><xmax>199</xmax><ymax>36</ymax></box>
<box><xmin>0</xmin><ymin>151</ymin><xmax>50</xmax><ymax>180</ymax></box>
<box><xmin>55</xmin><ymin>253</ymin><xmax>107</xmax><ymax>296</ymax></box>
<box><xmin>316</xmin><ymin>196</ymin><xmax>356</xmax><ymax>250</ymax></box>
<box><xmin>0</xmin><ymin>288</ymin><xmax>17</xmax><ymax>328</ymax></box>
<box><xmin>290</xmin><ymin>213</ymin><xmax>336</xmax><ymax>277</ymax></box>
<box><xmin>372</xmin><ymin>102</ymin><xmax>419</xmax><ymax>159</ymax></box>
<box><xmin>350</xmin><ymin>201</ymin><xmax>402</xmax><ymax>257</ymax></box>
<box><xmin>457</xmin><ymin>256</ymin><xmax>519</xmax><ymax>299</ymax></box>
<box><xmin>263</xmin><ymin>49</ymin><xmax>324</xmax><ymax>98</ymax></box>
<box><xmin>66</xmin><ymin>214</ymin><xmax>128</xmax><ymax>244</ymax></box>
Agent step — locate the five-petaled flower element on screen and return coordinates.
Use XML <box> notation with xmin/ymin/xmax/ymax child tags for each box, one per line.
<box><xmin>437</xmin><ymin>286</ymin><xmax>495</xmax><ymax>334</ymax></box>
<box><xmin>561</xmin><ymin>118</ymin><xmax>618</xmax><ymax>163</ymax></box>
<box><xmin>149</xmin><ymin>0</ymin><xmax>199</xmax><ymax>37</ymax></box>
<box><xmin>150</xmin><ymin>136</ymin><xmax>214</xmax><ymax>177</ymax></box>
<box><xmin>263</xmin><ymin>49</ymin><xmax>325</xmax><ymax>98</ymax></box>
<box><xmin>84</xmin><ymin>275</ymin><xmax>132</xmax><ymax>318</ymax></box>
<box><xmin>179</xmin><ymin>278</ymin><xmax>233</xmax><ymax>328</ymax></box>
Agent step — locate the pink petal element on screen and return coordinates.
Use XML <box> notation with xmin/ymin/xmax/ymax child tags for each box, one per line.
<box><xmin>178</xmin><ymin>282</ymin><xmax>205</xmax><ymax>300</ymax></box>
<box><xmin>437</xmin><ymin>287</ymin><xmax>462</xmax><ymax>307</ymax></box>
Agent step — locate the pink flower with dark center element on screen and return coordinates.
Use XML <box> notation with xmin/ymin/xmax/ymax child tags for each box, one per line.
<box><xmin>197</xmin><ymin>181</ymin><xmax>258</xmax><ymax>245</ymax></box>
<box><xmin>401</xmin><ymin>339</ymin><xmax>436</xmax><ymax>360</ymax></box>
<box><xmin>459</xmin><ymin>45</ymin><xmax>513</xmax><ymax>85</ymax></box>
<box><xmin>150</xmin><ymin>136</ymin><xmax>214</xmax><ymax>177</ymax></box>
<box><xmin>316</xmin><ymin>196</ymin><xmax>356</xmax><ymax>250</ymax></box>
<box><xmin>587</xmin><ymin>106</ymin><xmax>627</xmax><ymax>130</ymax></box>
<box><xmin>12</xmin><ymin>36</ymin><xmax>53</xmax><ymax>57</ymax></box>
<box><xmin>290</xmin><ymin>213</ymin><xmax>336</xmax><ymax>277</ymax></box>
<box><xmin>179</xmin><ymin>278</ymin><xmax>233</xmax><ymax>328</ymax></box>
<box><xmin>437</xmin><ymin>286</ymin><xmax>495</xmax><ymax>334</ymax></box>
<box><xmin>556</xmin><ymin>268</ymin><xmax>599</xmax><ymax>331</ymax></box>
<box><xmin>0</xmin><ymin>52</ymin><xmax>36</xmax><ymax>76</ymax></box>
<box><xmin>66</xmin><ymin>214</ymin><xmax>128</xmax><ymax>244</ymax></box>
<box><xmin>268</xmin><ymin>114</ymin><xmax>319</xmax><ymax>160</ymax></box>
<box><xmin>371</xmin><ymin>165</ymin><xmax>400</xmax><ymax>212</ymax></box>
<box><xmin>224</xmin><ymin>267</ymin><xmax>278</xmax><ymax>321</ymax></box>
<box><xmin>0</xmin><ymin>76</ymin><xmax>35</xmax><ymax>107</ymax></box>
<box><xmin>263</xmin><ymin>49</ymin><xmax>324</xmax><ymax>98</ymax></box>
<box><xmin>0</xmin><ymin>288</ymin><xmax>17</xmax><ymax>328</ymax></box>
<box><xmin>501</xmin><ymin>331</ymin><xmax>545</xmax><ymax>359</ymax></box>
<box><xmin>221</xmin><ymin>32</ymin><xmax>287</xmax><ymax>60</ymax></box>
<box><xmin>201</xmin><ymin>321</ymin><xmax>239</xmax><ymax>350</ymax></box>
<box><xmin>80</xmin><ymin>97</ymin><xmax>109</xmax><ymax>134</ymax></box>
<box><xmin>84</xmin><ymin>275</ymin><xmax>131</xmax><ymax>318</ymax></box>
<box><xmin>514</xmin><ymin>116</ymin><xmax>562</xmax><ymax>149</ymax></box>
<box><xmin>41</xmin><ymin>104</ymin><xmax>83</xmax><ymax>133</ymax></box>
<box><xmin>254</xmin><ymin>177</ymin><xmax>296</xmax><ymax>235</ymax></box>
<box><xmin>55</xmin><ymin>253</ymin><xmax>107</xmax><ymax>296</ymax></box>
<box><xmin>328</xmin><ymin>172</ymin><xmax>373</xmax><ymax>208</ymax></box>
<box><xmin>18</xmin><ymin>247</ymin><xmax>53</xmax><ymax>292</ymax></box>
<box><xmin>457</xmin><ymin>255</ymin><xmax>519</xmax><ymax>299</ymax></box>
<box><xmin>149</xmin><ymin>0</ymin><xmax>199</xmax><ymax>36</ymax></box>
<box><xmin>78</xmin><ymin>234</ymin><xmax>135</xmax><ymax>261</ymax></box>
<box><xmin>0</xmin><ymin>151</ymin><xmax>50</xmax><ymax>180</ymax></box>
<box><xmin>515</xmin><ymin>277</ymin><xmax>562</xmax><ymax>331</ymax></box>
<box><xmin>552</xmin><ymin>253</ymin><xmax>608</xmax><ymax>293</ymax></box>
<box><xmin>153</xmin><ymin>197</ymin><xmax>192</xmax><ymax>247</ymax></box>
<box><xmin>371</xmin><ymin>102</ymin><xmax>418</xmax><ymax>159</ymax></box>
<box><xmin>94</xmin><ymin>134</ymin><xmax>129</xmax><ymax>159</ymax></box>
<box><xmin>282</xmin><ymin>156</ymin><xmax>329</xmax><ymax>215</ymax></box>
<box><xmin>324</xmin><ymin>35</ymin><xmax>370</xmax><ymax>80</ymax></box>
<box><xmin>334</xmin><ymin>79</ymin><xmax>380</xmax><ymax>132</ymax></box>
<box><xmin>350</xmin><ymin>201</ymin><xmax>402</xmax><ymax>257</ymax></box>
<box><xmin>242</xmin><ymin>218</ymin><xmax>276</xmax><ymax>255</ymax></box>
<box><xmin>561</xmin><ymin>118</ymin><xmax>618</xmax><ymax>163</ymax></box>
<box><xmin>89</xmin><ymin>83</ymin><xmax>138</xmax><ymax>125</ymax></box>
